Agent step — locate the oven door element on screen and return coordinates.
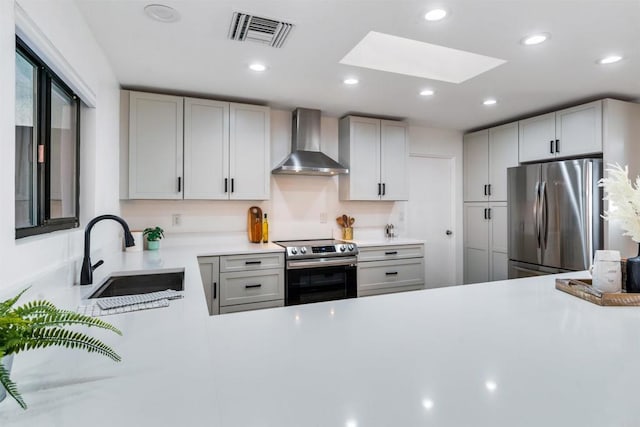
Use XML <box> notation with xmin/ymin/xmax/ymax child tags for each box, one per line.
<box><xmin>285</xmin><ymin>257</ymin><xmax>357</xmax><ymax>306</ymax></box>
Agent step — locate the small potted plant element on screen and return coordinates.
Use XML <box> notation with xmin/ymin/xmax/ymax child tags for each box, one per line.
<box><xmin>143</xmin><ymin>226</ymin><xmax>164</xmax><ymax>250</ymax></box>
<box><xmin>0</xmin><ymin>288</ymin><xmax>121</xmax><ymax>409</ymax></box>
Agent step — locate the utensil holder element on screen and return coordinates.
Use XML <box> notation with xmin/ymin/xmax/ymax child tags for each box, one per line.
<box><xmin>342</xmin><ymin>227</ymin><xmax>353</xmax><ymax>240</ymax></box>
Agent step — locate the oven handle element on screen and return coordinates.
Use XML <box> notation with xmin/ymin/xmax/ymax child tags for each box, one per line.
<box><xmin>287</xmin><ymin>257</ymin><xmax>358</xmax><ymax>270</ymax></box>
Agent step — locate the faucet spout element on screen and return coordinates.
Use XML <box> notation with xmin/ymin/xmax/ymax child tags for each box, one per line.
<box><xmin>80</xmin><ymin>214</ymin><xmax>135</xmax><ymax>286</ymax></box>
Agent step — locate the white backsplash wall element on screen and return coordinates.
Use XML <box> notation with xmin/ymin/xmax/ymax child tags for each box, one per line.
<box><xmin>121</xmin><ymin>109</ymin><xmax>406</xmax><ymax>240</ymax></box>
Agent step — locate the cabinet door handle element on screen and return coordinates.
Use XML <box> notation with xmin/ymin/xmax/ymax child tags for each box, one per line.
<box><xmin>245</xmin><ymin>284</ymin><xmax>262</xmax><ymax>289</ymax></box>
<box><xmin>555</xmin><ymin>139</ymin><xmax>560</xmax><ymax>153</ymax></box>
<box><xmin>378</xmin><ymin>183</ymin><xmax>381</xmax><ymax>196</ymax></box>
<box><xmin>177</xmin><ymin>177</ymin><xmax>182</xmax><ymax>192</ymax></box>
<box><xmin>385</xmin><ymin>251</ymin><xmax>398</xmax><ymax>255</ymax></box>
<box><xmin>549</xmin><ymin>140</ymin><xmax>554</xmax><ymax>154</ymax></box>
<box><xmin>488</xmin><ymin>208</ymin><xmax>492</xmax><ymax>220</ymax></box>
<box><xmin>224</xmin><ymin>178</ymin><xmax>228</xmax><ymax>193</ymax></box>
<box><xmin>483</xmin><ymin>184</ymin><xmax>487</xmax><ymax>196</ymax></box>
<box><xmin>245</xmin><ymin>260</ymin><xmax>262</xmax><ymax>265</ymax></box>
<box><xmin>484</xmin><ymin>208</ymin><xmax>488</xmax><ymax>220</ymax></box>
<box><xmin>231</xmin><ymin>178</ymin><xmax>235</xmax><ymax>193</ymax></box>
<box><xmin>382</xmin><ymin>183</ymin><xmax>386</xmax><ymax>196</ymax></box>
<box><xmin>385</xmin><ymin>271</ymin><xmax>398</xmax><ymax>276</ymax></box>
<box><xmin>487</xmin><ymin>184</ymin><xmax>491</xmax><ymax>196</ymax></box>
<box><xmin>213</xmin><ymin>282</ymin><xmax>217</xmax><ymax>299</ymax></box>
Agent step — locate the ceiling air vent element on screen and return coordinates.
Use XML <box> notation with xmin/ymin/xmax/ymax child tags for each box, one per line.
<box><xmin>228</xmin><ymin>12</ymin><xmax>293</xmax><ymax>48</ymax></box>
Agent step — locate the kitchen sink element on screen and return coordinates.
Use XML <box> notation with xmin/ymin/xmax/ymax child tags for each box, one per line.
<box><xmin>89</xmin><ymin>269</ymin><xmax>184</xmax><ymax>298</ymax></box>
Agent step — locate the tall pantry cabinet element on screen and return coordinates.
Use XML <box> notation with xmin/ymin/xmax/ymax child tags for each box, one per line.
<box><xmin>463</xmin><ymin>123</ymin><xmax>518</xmax><ymax>284</ymax></box>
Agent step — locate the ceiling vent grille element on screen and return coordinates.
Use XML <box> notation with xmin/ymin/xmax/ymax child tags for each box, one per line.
<box><xmin>228</xmin><ymin>12</ymin><xmax>293</xmax><ymax>48</ymax></box>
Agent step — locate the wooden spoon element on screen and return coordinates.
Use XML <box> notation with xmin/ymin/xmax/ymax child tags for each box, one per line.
<box><xmin>336</xmin><ymin>216</ymin><xmax>345</xmax><ymax>227</ymax></box>
<box><xmin>342</xmin><ymin>214</ymin><xmax>349</xmax><ymax>228</ymax></box>
<box><xmin>349</xmin><ymin>217</ymin><xmax>355</xmax><ymax>227</ymax></box>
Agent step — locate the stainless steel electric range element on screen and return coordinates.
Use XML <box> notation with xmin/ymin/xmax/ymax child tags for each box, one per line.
<box><xmin>273</xmin><ymin>239</ymin><xmax>359</xmax><ymax>306</ymax></box>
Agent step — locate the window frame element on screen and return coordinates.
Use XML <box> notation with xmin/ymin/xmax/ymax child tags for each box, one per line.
<box><xmin>15</xmin><ymin>36</ymin><xmax>81</xmax><ymax>239</ymax></box>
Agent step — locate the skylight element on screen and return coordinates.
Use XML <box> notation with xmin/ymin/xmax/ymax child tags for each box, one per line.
<box><xmin>340</xmin><ymin>31</ymin><xmax>507</xmax><ymax>84</ymax></box>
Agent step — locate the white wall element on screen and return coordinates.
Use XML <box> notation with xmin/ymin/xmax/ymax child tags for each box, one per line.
<box><xmin>121</xmin><ymin>110</ymin><xmax>464</xmax><ymax>269</ymax></box>
<box><xmin>1</xmin><ymin>0</ymin><xmax>121</xmax><ymax>289</ymax></box>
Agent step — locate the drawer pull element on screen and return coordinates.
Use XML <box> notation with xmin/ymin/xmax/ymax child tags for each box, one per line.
<box><xmin>245</xmin><ymin>261</ymin><xmax>262</xmax><ymax>265</ymax></box>
<box><xmin>385</xmin><ymin>272</ymin><xmax>399</xmax><ymax>276</ymax></box>
<box><xmin>245</xmin><ymin>284</ymin><xmax>262</xmax><ymax>289</ymax></box>
<box><xmin>385</xmin><ymin>251</ymin><xmax>398</xmax><ymax>255</ymax></box>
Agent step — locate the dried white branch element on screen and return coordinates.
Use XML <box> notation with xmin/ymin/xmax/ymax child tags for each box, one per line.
<box><xmin>599</xmin><ymin>163</ymin><xmax>640</xmax><ymax>242</ymax></box>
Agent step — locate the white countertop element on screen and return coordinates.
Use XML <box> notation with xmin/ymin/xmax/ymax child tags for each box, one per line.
<box><xmin>2</xmin><ymin>239</ymin><xmax>639</xmax><ymax>426</ymax></box>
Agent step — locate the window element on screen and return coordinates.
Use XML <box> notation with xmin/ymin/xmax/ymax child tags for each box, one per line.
<box><xmin>15</xmin><ymin>37</ymin><xmax>80</xmax><ymax>238</ymax></box>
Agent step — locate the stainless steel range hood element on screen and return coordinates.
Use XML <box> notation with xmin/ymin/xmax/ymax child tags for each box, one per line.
<box><xmin>272</xmin><ymin>108</ymin><xmax>349</xmax><ymax>176</ymax></box>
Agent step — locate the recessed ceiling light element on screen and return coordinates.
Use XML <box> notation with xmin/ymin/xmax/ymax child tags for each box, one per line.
<box><xmin>424</xmin><ymin>8</ymin><xmax>447</xmax><ymax>21</ymax></box>
<box><xmin>144</xmin><ymin>4</ymin><xmax>180</xmax><ymax>23</ymax></box>
<box><xmin>521</xmin><ymin>33</ymin><xmax>549</xmax><ymax>46</ymax></box>
<box><xmin>420</xmin><ymin>89</ymin><xmax>435</xmax><ymax>96</ymax></box>
<box><xmin>598</xmin><ymin>55</ymin><xmax>623</xmax><ymax>64</ymax></box>
<box><xmin>483</xmin><ymin>99</ymin><xmax>497</xmax><ymax>106</ymax></box>
<box><xmin>343</xmin><ymin>78</ymin><xmax>359</xmax><ymax>85</ymax></box>
<box><xmin>249</xmin><ymin>63</ymin><xmax>267</xmax><ymax>72</ymax></box>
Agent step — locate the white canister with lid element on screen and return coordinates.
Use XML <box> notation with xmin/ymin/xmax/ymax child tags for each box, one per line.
<box><xmin>591</xmin><ymin>250</ymin><xmax>622</xmax><ymax>293</ymax></box>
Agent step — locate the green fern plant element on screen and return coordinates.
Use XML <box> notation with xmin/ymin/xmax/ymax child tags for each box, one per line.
<box><xmin>0</xmin><ymin>288</ymin><xmax>122</xmax><ymax>409</ymax></box>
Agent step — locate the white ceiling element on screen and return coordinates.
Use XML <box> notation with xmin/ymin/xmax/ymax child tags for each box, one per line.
<box><xmin>75</xmin><ymin>0</ymin><xmax>640</xmax><ymax>131</ymax></box>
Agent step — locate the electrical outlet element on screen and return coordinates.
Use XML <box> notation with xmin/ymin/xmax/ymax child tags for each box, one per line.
<box><xmin>320</xmin><ymin>212</ymin><xmax>327</xmax><ymax>223</ymax></box>
<box><xmin>172</xmin><ymin>214</ymin><xmax>181</xmax><ymax>226</ymax></box>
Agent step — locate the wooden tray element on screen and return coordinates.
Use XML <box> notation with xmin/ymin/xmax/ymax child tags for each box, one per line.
<box><xmin>555</xmin><ymin>278</ymin><xmax>640</xmax><ymax>306</ymax></box>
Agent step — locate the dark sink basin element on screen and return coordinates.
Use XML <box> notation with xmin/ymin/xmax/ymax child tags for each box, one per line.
<box><xmin>89</xmin><ymin>269</ymin><xmax>184</xmax><ymax>298</ymax></box>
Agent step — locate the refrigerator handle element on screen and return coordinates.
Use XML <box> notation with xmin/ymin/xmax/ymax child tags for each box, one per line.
<box><xmin>534</xmin><ymin>181</ymin><xmax>540</xmax><ymax>249</ymax></box>
<box><xmin>586</xmin><ymin>161</ymin><xmax>593</xmax><ymax>265</ymax></box>
<box><xmin>541</xmin><ymin>181</ymin><xmax>548</xmax><ymax>248</ymax></box>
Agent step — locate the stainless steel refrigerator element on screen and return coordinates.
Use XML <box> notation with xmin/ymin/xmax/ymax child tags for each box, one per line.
<box><xmin>508</xmin><ymin>159</ymin><xmax>603</xmax><ymax>278</ymax></box>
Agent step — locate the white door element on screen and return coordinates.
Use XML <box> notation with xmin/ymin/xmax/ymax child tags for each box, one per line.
<box><xmin>408</xmin><ymin>155</ymin><xmax>455</xmax><ymax>288</ymax></box>
<box><xmin>380</xmin><ymin>120</ymin><xmax>409</xmax><ymax>201</ymax></box>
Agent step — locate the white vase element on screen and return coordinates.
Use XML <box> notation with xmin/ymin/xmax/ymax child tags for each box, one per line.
<box><xmin>0</xmin><ymin>354</ymin><xmax>14</xmax><ymax>403</ymax></box>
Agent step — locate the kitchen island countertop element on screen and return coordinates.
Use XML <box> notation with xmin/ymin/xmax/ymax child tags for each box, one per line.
<box><xmin>1</xmin><ymin>237</ymin><xmax>638</xmax><ymax>426</ymax></box>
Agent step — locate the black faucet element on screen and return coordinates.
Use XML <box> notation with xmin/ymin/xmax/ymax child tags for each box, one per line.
<box><xmin>80</xmin><ymin>215</ymin><xmax>135</xmax><ymax>285</ymax></box>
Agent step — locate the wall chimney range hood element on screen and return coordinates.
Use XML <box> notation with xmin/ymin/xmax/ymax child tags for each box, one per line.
<box><xmin>272</xmin><ymin>108</ymin><xmax>349</xmax><ymax>176</ymax></box>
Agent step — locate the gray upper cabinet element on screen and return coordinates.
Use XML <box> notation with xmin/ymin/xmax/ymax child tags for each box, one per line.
<box><xmin>519</xmin><ymin>100</ymin><xmax>602</xmax><ymax>163</ymax></box>
<box><xmin>229</xmin><ymin>103</ymin><xmax>270</xmax><ymax>200</ymax></box>
<box><xmin>339</xmin><ymin>116</ymin><xmax>408</xmax><ymax>201</ymax></box>
<box><xmin>184</xmin><ymin>98</ymin><xmax>229</xmax><ymax>199</ymax></box>
<box><xmin>463</xmin><ymin>123</ymin><xmax>518</xmax><ymax>202</ymax></box>
<box><xmin>124</xmin><ymin>91</ymin><xmax>270</xmax><ymax>200</ymax></box>
<box><xmin>128</xmin><ymin>92</ymin><xmax>184</xmax><ymax>199</ymax></box>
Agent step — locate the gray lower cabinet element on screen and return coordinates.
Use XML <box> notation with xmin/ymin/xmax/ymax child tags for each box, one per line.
<box><xmin>357</xmin><ymin>244</ymin><xmax>425</xmax><ymax>297</ymax></box>
<box><xmin>198</xmin><ymin>256</ymin><xmax>220</xmax><ymax>315</ymax></box>
<box><xmin>198</xmin><ymin>252</ymin><xmax>284</xmax><ymax>315</ymax></box>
